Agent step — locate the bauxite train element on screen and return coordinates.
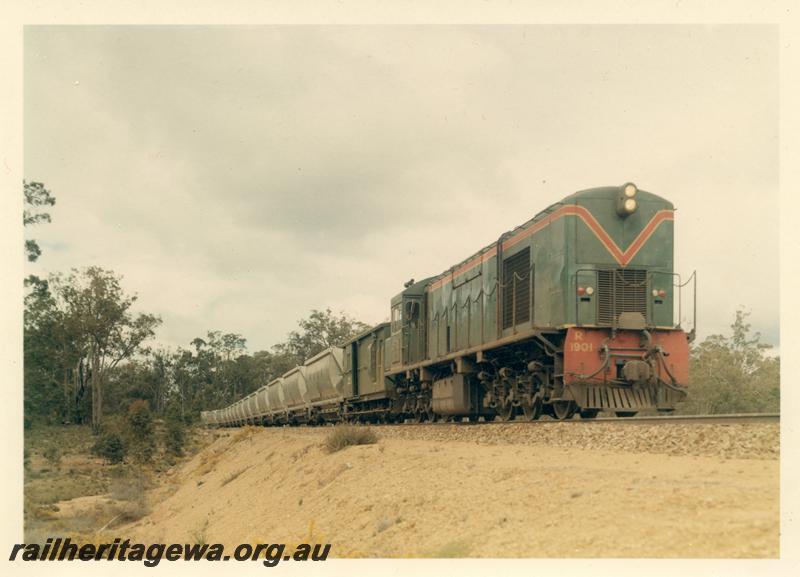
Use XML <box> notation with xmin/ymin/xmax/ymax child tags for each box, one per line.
<box><xmin>202</xmin><ymin>183</ymin><xmax>695</xmax><ymax>426</ymax></box>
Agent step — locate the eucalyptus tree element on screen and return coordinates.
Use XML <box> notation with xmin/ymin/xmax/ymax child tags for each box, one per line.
<box><xmin>23</xmin><ymin>180</ymin><xmax>56</xmax><ymax>263</ymax></box>
<box><xmin>25</xmin><ymin>267</ymin><xmax>161</xmax><ymax>430</ymax></box>
<box><xmin>274</xmin><ymin>308</ymin><xmax>370</xmax><ymax>366</ymax></box>
<box><xmin>686</xmin><ymin>310</ymin><xmax>780</xmax><ymax>414</ymax></box>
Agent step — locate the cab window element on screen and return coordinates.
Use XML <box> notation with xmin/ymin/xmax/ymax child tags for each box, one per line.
<box><xmin>391</xmin><ymin>304</ymin><xmax>402</xmax><ymax>333</ymax></box>
<box><xmin>369</xmin><ymin>340</ymin><xmax>377</xmax><ymax>380</ymax></box>
<box><xmin>407</xmin><ymin>300</ymin><xmax>420</xmax><ymax>328</ymax></box>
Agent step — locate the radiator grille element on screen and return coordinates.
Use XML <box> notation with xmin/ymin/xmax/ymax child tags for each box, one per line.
<box><xmin>502</xmin><ymin>247</ymin><xmax>531</xmax><ymax>329</ymax></box>
<box><xmin>597</xmin><ymin>269</ymin><xmax>648</xmax><ymax>326</ymax></box>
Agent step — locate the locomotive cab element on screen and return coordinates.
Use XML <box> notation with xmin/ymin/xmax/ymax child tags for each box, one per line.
<box><xmin>386</xmin><ymin>277</ymin><xmax>433</xmax><ymax>371</ymax></box>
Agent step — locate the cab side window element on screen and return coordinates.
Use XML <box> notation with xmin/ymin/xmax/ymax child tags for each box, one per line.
<box><xmin>391</xmin><ymin>304</ymin><xmax>402</xmax><ymax>333</ymax></box>
<box><xmin>369</xmin><ymin>340</ymin><xmax>377</xmax><ymax>381</ymax></box>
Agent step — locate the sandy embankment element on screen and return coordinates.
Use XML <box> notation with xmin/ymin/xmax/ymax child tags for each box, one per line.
<box><xmin>123</xmin><ymin>423</ymin><xmax>779</xmax><ymax>558</ymax></box>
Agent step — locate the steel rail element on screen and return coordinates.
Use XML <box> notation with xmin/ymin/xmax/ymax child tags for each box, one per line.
<box><xmin>216</xmin><ymin>413</ymin><xmax>779</xmax><ymax>429</ymax></box>
<box><xmin>422</xmin><ymin>412</ymin><xmax>780</xmax><ymax>426</ymax></box>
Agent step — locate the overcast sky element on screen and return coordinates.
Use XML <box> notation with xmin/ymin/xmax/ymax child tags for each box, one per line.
<box><xmin>23</xmin><ymin>25</ymin><xmax>779</xmax><ymax>353</ymax></box>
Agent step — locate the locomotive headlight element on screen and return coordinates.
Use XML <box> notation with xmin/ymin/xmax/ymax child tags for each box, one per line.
<box><xmin>617</xmin><ymin>183</ymin><xmax>639</xmax><ymax>216</ymax></box>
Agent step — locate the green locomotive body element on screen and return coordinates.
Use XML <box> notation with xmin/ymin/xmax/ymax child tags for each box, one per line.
<box><xmin>383</xmin><ymin>183</ymin><xmax>691</xmax><ymax>421</ymax></box>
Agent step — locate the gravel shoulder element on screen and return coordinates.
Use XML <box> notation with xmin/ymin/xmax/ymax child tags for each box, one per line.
<box><xmin>375</xmin><ymin>421</ymin><xmax>780</xmax><ymax>460</ymax></box>
<box><xmin>123</xmin><ymin>423</ymin><xmax>779</xmax><ymax>558</ymax></box>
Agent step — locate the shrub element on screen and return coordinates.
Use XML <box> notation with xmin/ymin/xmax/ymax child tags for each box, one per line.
<box><xmin>93</xmin><ymin>432</ymin><xmax>126</xmax><ymax>464</ymax></box>
<box><xmin>164</xmin><ymin>414</ymin><xmax>186</xmax><ymax>457</ymax></box>
<box><xmin>324</xmin><ymin>426</ymin><xmax>378</xmax><ymax>453</ymax></box>
<box><xmin>109</xmin><ymin>499</ymin><xmax>150</xmax><ymax>525</ymax></box>
<box><xmin>42</xmin><ymin>444</ymin><xmax>61</xmax><ymax>467</ymax></box>
<box><xmin>127</xmin><ymin>400</ymin><xmax>156</xmax><ymax>463</ymax></box>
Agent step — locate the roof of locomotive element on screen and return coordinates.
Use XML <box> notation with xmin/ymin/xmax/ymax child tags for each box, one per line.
<box><xmin>424</xmin><ymin>184</ymin><xmax>674</xmax><ymax>291</ymax></box>
<box><xmin>564</xmin><ymin>185</ymin><xmax>674</xmax><ymax>208</ymax></box>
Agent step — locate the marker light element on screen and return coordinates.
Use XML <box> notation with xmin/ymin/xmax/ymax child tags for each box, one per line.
<box><xmin>586</xmin><ymin>286</ymin><xmax>594</xmax><ymax>295</ymax></box>
<box><xmin>652</xmin><ymin>289</ymin><xmax>659</xmax><ymax>297</ymax></box>
<box><xmin>624</xmin><ymin>183</ymin><xmax>637</xmax><ymax>198</ymax></box>
<box><xmin>658</xmin><ymin>289</ymin><xmax>666</xmax><ymax>298</ymax></box>
<box><xmin>577</xmin><ymin>286</ymin><xmax>586</xmax><ymax>296</ymax></box>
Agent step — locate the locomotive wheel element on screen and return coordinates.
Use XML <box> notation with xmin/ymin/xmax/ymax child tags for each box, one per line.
<box><xmin>416</xmin><ymin>404</ymin><xmax>436</xmax><ymax>423</ymax></box>
<box><xmin>579</xmin><ymin>409</ymin><xmax>600</xmax><ymax>419</ymax></box>
<box><xmin>494</xmin><ymin>400</ymin><xmax>515</xmax><ymax>422</ymax></box>
<box><xmin>615</xmin><ymin>411</ymin><xmax>638</xmax><ymax>418</ymax></box>
<box><xmin>521</xmin><ymin>395</ymin><xmax>543</xmax><ymax>421</ymax></box>
<box><xmin>551</xmin><ymin>400</ymin><xmax>577</xmax><ymax>420</ymax></box>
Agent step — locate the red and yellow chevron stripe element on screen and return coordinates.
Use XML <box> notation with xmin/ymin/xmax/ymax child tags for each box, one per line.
<box><xmin>428</xmin><ymin>206</ymin><xmax>673</xmax><ymax>291</ymax></box>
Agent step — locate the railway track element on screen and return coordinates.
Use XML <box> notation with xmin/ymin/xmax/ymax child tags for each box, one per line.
<box><xmin>423</xmin><ymin>412</ymin><xmax>780</xmax><ymax>426</ymax></box>
<box><xmin>219</xmin><ymin>413</ymin><xmax>779</xmax><ymax>429</ymax></box>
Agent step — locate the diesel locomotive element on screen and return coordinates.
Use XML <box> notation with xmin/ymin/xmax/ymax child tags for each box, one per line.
<box><xmin>202</xmin><ymin>183</ymin><xmax>695</xmax><ymax>426</ymax></box>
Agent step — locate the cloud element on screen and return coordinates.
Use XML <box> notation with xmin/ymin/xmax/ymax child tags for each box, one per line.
<box><xmin>23</xmin><ymin>25</ymin><xmax>779</xmax><ymax>351</ymax></box>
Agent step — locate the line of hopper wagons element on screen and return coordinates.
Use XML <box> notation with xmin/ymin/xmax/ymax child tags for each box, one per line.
<box><xmin>201</xmin><ymin>332</ymin><xmax>389</xmax><ymax>427</ymax></box>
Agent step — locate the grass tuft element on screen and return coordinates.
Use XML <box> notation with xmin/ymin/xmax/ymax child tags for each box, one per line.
<box><xmin>324</xmin><ymin>426</ymin><xmax>378</xmax><ymax>453</ymax></box>
<box><xmin>220</xmin><ymin>466</ymin><xmax>251</xmax><ymax>487</ymax></box>
<box><xmin>190</xmin><ymin>519</ymin><xmax>209</xmax><ymax>546</ymax></box>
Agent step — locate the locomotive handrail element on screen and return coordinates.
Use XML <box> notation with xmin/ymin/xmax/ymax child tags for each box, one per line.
<box><xmin>650</xmin><ymin>270</ymin><xmax>682</xmax><ymax>329</ymax></box>
<box><xmin>451</xmin><ymin>268</ymin><xmax>482</xmax><ymax>290</ymax></box>
<box><xmin>650</xmin><ymin>270</ymin><xmax>697</xmax><ymax>337</ymax></box>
